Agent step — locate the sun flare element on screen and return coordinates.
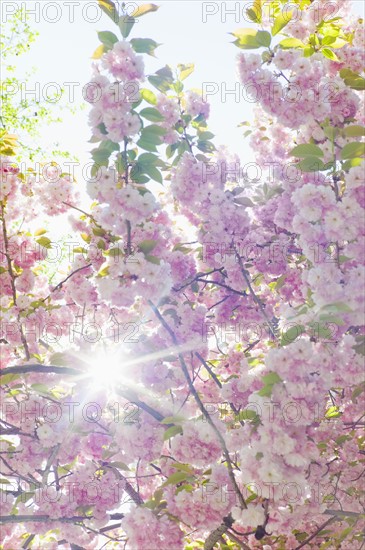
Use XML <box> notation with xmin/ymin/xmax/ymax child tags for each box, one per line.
<box><xmin>87</xmin><ymin>348</ymin><xmax>130</xmax><ymax>390</ymax></box>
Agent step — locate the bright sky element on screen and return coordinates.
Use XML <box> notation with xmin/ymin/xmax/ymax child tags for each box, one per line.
<box><xmin>3</xmin><ymin>0</ymin><xmax>364</xmax><ymax>178</ymax></box>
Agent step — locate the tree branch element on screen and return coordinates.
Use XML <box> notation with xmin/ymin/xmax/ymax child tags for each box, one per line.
<box><xmin>294</xmin><ymin>517</ymin><xmax>336</xmax><ymax>549</ymax></box>
<box><xmin>0</xmin><ymin>513</ymin><xmax>124</xmax><ymax>524</ymax></box>
<box><xmin>149</xmin><ymin>301</ymin><xmax>246</xmax><ymax>511</ymax></box>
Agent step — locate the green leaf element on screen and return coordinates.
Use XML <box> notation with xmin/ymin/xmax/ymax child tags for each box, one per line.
<box><xmin>161</xmin><ymin>415</ymin><xmax>186</xmax><ymax>424</ymax></box>
<box><xmin>171</xmin><ymin>463</ymin><xmax>193</xmax><ymax>473</ymax></box>
<box><xmin>139</xmin><ymin>107</ymin><xmax>164</xmax><ymax>122</ymax></box>
<box><xmin>234</xmin><ymin>196</ymin><xmax>255</xmax><ymax>206</ymax></box>
<box><xmin>144</xmin><ymin>165</ymin><xmax>163</xmax><ymax>183</ymax></box>
<box><xmin>131</xmin><ymin>3</ymin><xmax>159</xmax><ymax>18</ymax></box>
<box><xmin>261</xmin><ymin>372</ymin><xmax>282</xmax><ymax>386</ymax></box>
<box><xmin>353</xmin><ymin>336</ymin><xmax>365</xmax><ymax>356</ymax></box>
<box><xmin>339</xmin><ymin>68</ymin><xmax>354</xmax><ymax>78</ymax></box>
<box><xmin>138</xmin><ymin>124</ymin><xmax>166</xmax><ymax>147</ymax></box>
<box><xmin>323</xmin><ymin>126</ymin><xmax>338</xmax><ymax>140</ymax></box>
<box><xmin>91</xmin><ymin>44</ymin><xmax>107</xmax><ymax>59</ymax></box>
<box><xmin>297</xmin><ymin>157</ymin><xmax>325</xmax><ymax>172</ymax></box>
<box><xmin>322</xmin><ymin>35</ymin><xmax>336</xmax><ymax>46</ymax></box>
<box><xmin>148</xmin><ymin>66</ymin><xmax>174</xmax><ymax>93</ymax></box>
<box><xmin>108</xmin><ymin>247</ymin><xmax>123</xmax><ymax>258</ymax></box>
<box><xmin>137</xmin><ymin>127</ymin><xmax>166</xmax><ymax>152</ymax></box>
<box><xmin>321</xmin><ymin>47</ymin><xmax>339</xmax><ymax>61</ymax></box>
<box><xmin>178</xmin><ymin>63</ymin><xmax>194</xmax><ymax>81</ymax></box>
<box><xmin>99</xmin><ymin>139</ymin><xmax>120</xmax><ymax>153</ymax></box>
<box><xmin>303</xmin><ymin>45</ymin><xmax>315</xmax><ymax>57</ymax></box>
<box><xmin>119</xmin><ymin>15</ymin><xmax>135</xmax><ymax>38</ymax></box>
<box><xmin>257</xmin><ymin>30</ymin><xmax>271</xmax><ymax>47</ymax></box>
<box><xmin>164</xmin><ymin>425</ymin><xmax>183</xmax><ymax>440</ymax></box>
<box><xmin>344</xmin><ymin>77</ymin><xmax>365</xmax><ymax>90</ymax></box>
<box><xmin>352</xmin><ymin>382</ymin><xmax>365</xmax><ymax>402</ymax></box>
<box><xmin>246</xmin><ymin>0</ymin><xmax>262</xmax><ymax>23</ymax></box>
<box><xmin>115</xmin><ymin>152</ymin><xmax>126</xmax><ymax>175</ymax></box>
<box><xmin>279</xmin><ymin>38</ymin><xmax>305</xmax><ymax>49</ymax></box>
<box><xmin>108</xmin><ymin>461</ymin><xmax>130</xmax><ymax>470</ymax></box>
<box><xmin>272</xmin><ymin>12</ymin><xmax>292</xmax><ymax>36</ymax></box>
<box><xmin>231</xmin><ymin>28</ymin><xmax>261</xmax><ymax>49</ymax></box>
<box><xmin>173</xmin><ymin>81</ymin><xmax>184</xmax><ymax>94</ymax></box>
<box><xmin>137</xmin><ymin>139</ymin><xmax>158</xmax><ymax>153</ymax></box>
<box><xmin>257</xmin><ymin>372</ymin><xmax>282</xmax><ymax>397</ymax></box>
<box><xmin>0</xmin><ymin>373</ymin><xmax>20</xmax><ymax>385</ymax></box>
<box><xmin>197</xmin><ymin>140</ymin><xmax>215</xmax><ymax>153</ymax></box>
<box><xmin>148</xmin><ymin>73</ymin><xmax>173</xmax><ymax>93</ymax></box>
<box><xmin>341</xmin><ymin>142</ymin><xmax>365</xmax><ymax>159</ymax></box>
<box><xmin>138</xmin><ymin>239</ymin><xmax>158</xmax><ymax>254</ymax></box>
<box><xmin>342</xmin><ymin>158</ymin><xmax>363</xmax><ymax>171</ymax></box>
<box><xmin>232</xmin><ymin>29</ymin><xmax>271</xmax><ymax>49</ymax></box>
<box><xmin>344</xmin><ymin>125</ymin><xmax>365</xmax><ymax>137</ymax></box>
<box><xmin>37</xmin><ymin>237</ymin><xmax>52</xmax><ymax>249</ymax></box>
<box><xmin>280</xmin><ymin>325</ymin><xmax>305</xmax><ymax>346</ymax></box>
<box><xmin>137</xmin><ymin>152</ymin><xmax>159</xmax><ymax>166</ymax></box>
<box><xmin>97</xmin><ymin>31</ymin><xmax>118</xmax><ymax>49</ymax></box>
<box><xmin>340</xmin><ymin>68</ymin><xmax>365</xmax><ymax>90</ymax></box>
<box><xmin>329</xmin><ymin>38</ymin><xmax>348</xmax><ymax>49</ymax></box>
<box><xmin>237</xmin><ymin>409</ymin><xmax>260</xmax><ymax>422</ymax></box>
<box><xmin>320</xmin><ymin>302</ymin><xmax>352</xmax><ymax>313</ymax></box>
<box><xmin>145</xmin><ymin>254</ymin><xmax>160</xmax><ymax>264</ymax></box>
<box><xmin>91</xmin><ymin>151</ymin><xmax>109</xmax><ymax>166</ymax></box>
<box><xmin>31</xmin><ymin>383</ymin><xmax>50</xmax><ymax>394</ymax></box>
<box><xmin>140</xmin><ymin>88</ymin><xmax>157</xmax><ymax>105</ymax></box>
<box><xmin>34</xmin><ymin>228</ymin><xmax>47</xmax><ymax>236</ymax></box>
<box><xmin>290</xmin><ymin>144</ymin><xmax>324</xmax><ymax>158</ymax></box>
<box><xmin>98</xmin><ymin>264</ymin><xmax>110</xmax><ymax>277</ymax></box>
<box><xmin>198</xmin><ymin>131</ymin><xmax>215</xmax><ymax>140</ymax></box>
<box><xmin>325</xmin><ymin>406</ymin><xmax>341</xmax><ymax>418</ymax></box>
<box><xmin>130</xmin><ymin>38</ymin><xmax>160</xmax><ymax>56</ymax></box>
<box><xmin>161</xmin><ymin>471</ymin><xmax>189</xmax><ymax>487</ymax></box>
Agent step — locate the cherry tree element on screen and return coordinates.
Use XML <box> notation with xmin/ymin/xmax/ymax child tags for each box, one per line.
<box><xmin>0</xmin><ymin>0</ymin><xmax>364</xmax><ymax>548</ymax></box>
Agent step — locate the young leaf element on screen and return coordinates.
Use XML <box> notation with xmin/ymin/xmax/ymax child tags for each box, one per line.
<box><xmin>279</xmin><ymin>38</ymin><xmax>305</xmax><ymax>49</ymax></box>
<box><xmin>231</xmin><ymin>28</ymin><xmax>260</xmax><ymax>49</ymax></box>
<box><xmin>98</xmin><ymin>0</ymin><xmax>118</xmax><ymax>23</ymax></box>
<box><xmin>131</xmin><ymin>3</ymin><xmax>159</xmax><ymax>18</ymax></box>
<box><xmin>272</xmin><ymin>11</ymin><xmax>292</xmax><ymax>36</ymax></box>
<box><xmin>246</xmin><ymin>0</ymin><xmax>262</xmax><ymax>23</ymax></box>
<box><xmin>178</xmin><ymin>63</ymin><xmax>194</xmax><ymax>81</ymax></box>
<box><xmin>321</xmin><ymin>47</ymin><xmax>339</xmax><ymax>61</ymax></box>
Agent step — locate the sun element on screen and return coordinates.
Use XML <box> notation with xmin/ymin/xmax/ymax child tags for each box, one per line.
<box><xmin>86</xmin><ymin>347</ymin><xmax>130</xmax><ymax>390</ymax></box>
